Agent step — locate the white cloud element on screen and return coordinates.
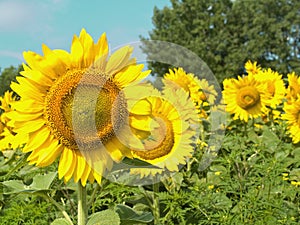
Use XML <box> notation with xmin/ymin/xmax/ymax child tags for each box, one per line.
<box><xmin>0</xmin><ymin>1</ymin><xmax>37</xmax><ymax>31</ymax></box>
<box><xmin>0</xmin><ymin>0</ymin><xmax>69</xmax><ymax>32</ymax></box>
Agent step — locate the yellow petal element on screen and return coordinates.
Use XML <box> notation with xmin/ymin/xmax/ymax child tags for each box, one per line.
<box><xmin>70</xmin><ymin>36</ymin><xmax>84</xmax><ymax>68</ymax></box>
<box><xmin>105</xmin><ymin>46</ymin><xmax>133</xmax><ymax>75</ymax></box>
<box><xmin>13</xmin><ymin>119</ymin><xmax>45</xmax><ymax>134</ymax></box>
<box><xmin>11</xmin><ymin>82</ymin><xmax>44</xmax><ymax>102</ymax></box>
<box><xmin>94</xmin><ymin>33</ymin><xmax>109</xmax><ymax>61</ymax></box>
<box><xmin>58</xmin><ymin>147</ymin><xmax>75</xmax><ymax>179</ymax></box>
<box><xmin>12</xmin><ymin>100</ymin><xmax>44</xmax><ymax>113</ymax></box>
<box><xmin>80</xmin><ymin>164</ymin><xmax>91</xmax><ymax>186</ymax></box>
<box><xmin>129</xmin><ymin>99</ymin><xmax>152</xmax><ymax>115</ymax></box>
<box><xmin>73</xmin><ymin>152</ymin><xmax>87</xmax><ymax>183</ymax></box>
<box><xmin>23</xmin><ymin>127</ymin><xmax>51</xmax><ymax>153</ymax></box>
<box><xmin>79</xmin><ymin>28</ymin><xmax>95</xmax><ymax>67</ymax></box>
<box><xmin>36</xmin><ymin>144</ymin><xmax>63</xmax><ymax>167</ymax></box>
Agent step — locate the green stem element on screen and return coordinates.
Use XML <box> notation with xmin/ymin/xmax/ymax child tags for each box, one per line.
<box><xmin>42</xmin><ymin>193</ymin><xmax>73</xmax><ymax>225</ymax></box>
<box><xmin>152</xmin><ymin>182</ymin><xmax>160</xmax><ymax>224</ymax></box>
<box><xmin>78</xmin><ymin>182</ymin><xmax>87</xmax><ymax>225</ymax></box>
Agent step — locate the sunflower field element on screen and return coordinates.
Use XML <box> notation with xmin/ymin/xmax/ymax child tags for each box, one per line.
<box><xmin>0</xmin><ymin>30</ymin><xmax>300</xmax><ymax>225</ymax></box>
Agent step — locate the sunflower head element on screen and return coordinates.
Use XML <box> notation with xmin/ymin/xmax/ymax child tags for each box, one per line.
<box><xmin>0</xmin><ymin>91</ymin><xmax>15</xmax><ymax>124</ymax></box>
<box><xmin>282</xmin><ymin>98</ymin><xmax>300</xmax><ymax>143</ymax></box>
<box><xmin>254</xmin><ymin>68</ymin><xmax>286</xmax><ymax>109</ymax></box>
<box><xmin>124</xmin><ymin>83</ymin><xmax>199</xmax><ymax>178</ymax></box>
<box><xmin>163</xmin><ymin>67</ymin><xmax>217</xmax><ymax>118</ymax></box>
<box><xmin>223</xmin><ymin>74</ymin><xmax>268</xmax><ymax>122</ymax></box>
<box><xmin>286</xmin><ymin>72</ymin><xmax>300</xmax><ymax>104</ymax></box>
<box><xmin>0</xmin><ymin>91</ymin><xmax>27</xmax><ymax>150</ymax></box>
<box><xmin>9</xmin><ymin>29</ymin><xmax>150</xmax><ymax>185</ymax></box>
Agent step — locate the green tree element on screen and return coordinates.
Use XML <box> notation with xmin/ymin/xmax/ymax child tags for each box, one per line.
<box><xmin>142</xmin><ymin>0</ymin><xmax>300</xmax><ymax>82</ymax></box>
<box><xmin>0</xmin><ymin>65</ymin><xmax>23</xmax><ymax>96</ymax></box>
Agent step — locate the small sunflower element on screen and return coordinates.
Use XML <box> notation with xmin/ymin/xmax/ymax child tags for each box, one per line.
<box><xmin>163</xmin><ymin>67</ymin><xmax>217</xmax><ymax>117</ymax></box>
<box><xmin>286</xmin><ymin>72</ymin><xmax>300</xmax><ymax>103</ymax></box>
<box><xmin>9</xmin><ymin>29</ymin><xmax>150</xmax><ymax>185</ymax></box>
<box><xmin>282</xmin><ymin>98</ymin><xmax>300</xmax><ymax>143</ymax></box>
<box><xmin>124</xmin><ymin>84</ymin><xmax>199</xmax><ymax>177</ymax></box>
<box><xmin>244</xmin><ymin>60</ymin><xmax>261</xmax><ymax>75</ymax></box>
<box><xmin>254</xmin><ymin>68</ymin><xmax>286</xmax><ymax>109</ymax></box>
<box><xmin>0</xmin><ymin>91</ymin><xmax>27</xmax><ymax>150</ymax></box>
<box><xmin>223</xmin><ymin>74</ymin><xmax>268</xmax><ymax>122</ymax></box>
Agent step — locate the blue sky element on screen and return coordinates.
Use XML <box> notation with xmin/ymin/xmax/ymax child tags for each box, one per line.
<box><xmin>0</xmin><ymin>0</ymin><xmax>170</xmax><ymax>70</ymax></box>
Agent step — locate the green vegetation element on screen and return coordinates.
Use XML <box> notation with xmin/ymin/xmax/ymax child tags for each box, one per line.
<box><xmin>142</xmin><ymin>0</ymin><xmax>300</xmax><ymax>81</ymax></box>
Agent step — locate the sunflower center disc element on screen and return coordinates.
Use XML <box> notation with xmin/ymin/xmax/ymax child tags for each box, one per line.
<box><xmin>133</xmin><ymin>116</ymin><xmax>174</xmax><ymax>160</ymax></box>
<box><xmin>236</xmin><ymin>86</ymin><xmax>260</xmax><ymax>110</ymax></box>
<box><xmin>44</xmin><ymin>68</ymin><xmax>127</xmax><ymax>150</ymax></box>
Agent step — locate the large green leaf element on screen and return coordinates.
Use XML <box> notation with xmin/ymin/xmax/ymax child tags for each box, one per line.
<box><xmin>2</xmin><ymin>172</ymin><xmax>57</xmax><ymax>194</ymax></box>
<box><xmin>115</xmin><ymin>204</ymin><xmax>153</xmax><ymax>225</ymax></box>
<box><xmin>86</xmin><ymin>210</ymin><xmax>120</xmax><ymax>225</ymax></box>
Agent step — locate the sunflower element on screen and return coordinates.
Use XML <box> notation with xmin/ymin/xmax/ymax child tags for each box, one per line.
<box><xmin>0</xmin><ymin>91</ymin><xmax>27</xmax><ymax>150</ymax></box>
<box><xmin>223</xmin><ymin>74</ymin><xmax>268</xmax><ymax>122</ymax></box>
<box><xmin>286</xmin><ymin>72</ymin><xmax>300</xmax><ymax>103</ymax></box>
<box><xmin>124</xmin><ymin>83</ymin><xmax>199</xmax><ymax>177</ymax></box>
<box><xmin>254</xmin><ymin>68</ymin><xmax>286</xmax><ymax>109</ymax></box>
<box><xmin>282</xmin><ymin>98</ymin><xmax>300</xmax><ymax>143</ymax></box>
<box><xmin>244</xmin><ymin>60</ymin><xmax>261</xmax><ymax>75</ymax></box>
<box><xmin>8</xmin><ymin>29</ymin><xmax>150</xmax><ymax>186</ymax></box>
<box><xmin>163</xmin><ymin>67</ymin><xmax>217</xmax><ymax>117</ymax></box>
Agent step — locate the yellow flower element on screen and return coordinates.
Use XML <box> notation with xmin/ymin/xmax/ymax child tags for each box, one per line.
<box><xmin>0</xmin><ymin>91</ymin><xmax>27</xmax><ymax>150</ymax></box>
<box><xmin>9</xmin><ymin>29</ymin><xmax>150</xmax><ymax>186</ymax></box>
<box><xmin>125</xmin><ymin>84</ymin><xmax>198</xmax><ymax>177</ymax></box>
<box><xmin>244</xmin><ymin>60</ymin><xmax>261</xmax><ymax>75</ymax></box>
<box><xmin>291</xmin><ymin>181</ymin><xmax>300</xmax><ymax>187</ymax></box>
<box><xmin>208</xmin><ymin>185</ymin><xmax>214</xmax><ymax>190</ymax></box>
<box><xmin>163</xmin><ymin>68</ymin><xmax>217</xmax><ymax>113</ymax></box>
<box><xmin>286</xmin><ymin>72</ymin><xmax>300</xmax><ymax>103</ymax></box>
<box><xmin>223</xmin><ymin>74</ymin><xmax>268</xmax><ymax>122</ymax></box>
<box><xmin>282</xmin><ymin>98</ymin><xmax>300</xmax><ymax>143</ymax></box>
<box><xmin>254</xmin><ymin>68</ymin><xmax>286</xmax><ymax>109</ymax></box>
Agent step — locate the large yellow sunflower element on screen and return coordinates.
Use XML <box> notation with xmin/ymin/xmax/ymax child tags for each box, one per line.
<box><xmin>163</xmin><ymin>67</ymin><xmax>217</xmax><ymax>117</ymax></box>
<box><xmin>124</xmin><ymin>83</ymin><xmax>199</xmax><ymax>177</ymax></box>
<box><xmin>254</xmin><ymin>68</ymin><xmax>286</xmax><ymax>109</ymax></box>
<box><xmin>223</xmin><ymin>74</ymin><xmax>268</xmax><ymax>122</ymax></box>
<box><xmin>286</xmin><ymin>72</ymin><xmax>300</xmax><ymax>104</ymax></box>
<box><xmin>0</xmin><ymin>91</ymin><xmax>27</xmax><ymax>150</ymax></box>
<box><xmin>282</xmin><ymin>98</ymin><xmax>300</xmax><ymax>143</ymax></box>
<box><xmin>8</xmin><ymin>29</ymin><xmax>150</xmax><ymax>186</ymax></box>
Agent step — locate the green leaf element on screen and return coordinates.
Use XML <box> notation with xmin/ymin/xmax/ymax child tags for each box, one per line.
<box><xmin>2</xmin><ymin>180</ymin><xmax>27</xmax><ymax>194</ymax></box>
<box><xmin>30</xmin><ymin>172</ymin><xmax>57</xmax><ymax>190</ymax></box>
<box><xmin>50</xmin><ymin>218</ymin><xmax>72</xmax><ymax>225</ymax></box>
<box><xmin>261</xmin><ymin>127</ymin><xmax>280</xmax><ymax>152</ymax></box>
<box><xmin>87</xmin><ymin>210</ymin><xmax>120</xmax><ymax>225</ymax></box>
<box><xmin>2</xmin><ymin>172</ymin><xmax>57</xmax><ymax>194</ymax></box>
<box><xmin>115</xmin><ymin>204</ymin><xmax>153</xmax><ymax>224</ymax></box>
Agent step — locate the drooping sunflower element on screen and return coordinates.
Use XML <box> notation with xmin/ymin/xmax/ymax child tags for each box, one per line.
<box><xmin>124</xmin><ymin>83</ymin><xmax>199</xmax><ymax>177</ymax></box>
<box><xmin>286</xmin><ymin>72</ymin><xmax>300</xmax><ymax>104</ymax></box>
<box><xmin>244</xmin><ymin>60</ymin><xmax>261</xmax><ymax>75</ymax></box>
<box><xmin>163</xmin><ymin>67</ymin><xmax>217</xmax><ymax>117</ymax></box>
<box><xmin>8</xmin><ymin>29</ymin><xmax>150</xmax><ymax>185</ymax></box>
<box><xmin>0</xmin><ymin>91</ymin><xmax>27</xmax><ymax>150</ymax></box>
<box><xmin>254</xmin><ymin>68</ymin><xmax>286</xmax><ymax>109</ymax></box>
<box><xmin>223</xmin><ymin>74</ymin><xmax>268</xmax><ymax>122</ymax></box>
<box><xmin>282</xmin><ymin>98</ymin><xmax>300</xmax><ymax>143</ymax></box>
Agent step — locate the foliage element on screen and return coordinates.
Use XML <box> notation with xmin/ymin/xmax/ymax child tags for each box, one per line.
<box><xmin>1</xmin><ymin>118</ymin><xmax>300</xmax><ymax>224</ymax></box>
<box><xmin>0</xmin><ymin>65</ymin><xmax>23</xmax><ymax>96</ymax></box>
<box><xmin>142</xmin><ymin>0</ymin><xmax>300</xmax><ymax>82</ymax></box>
